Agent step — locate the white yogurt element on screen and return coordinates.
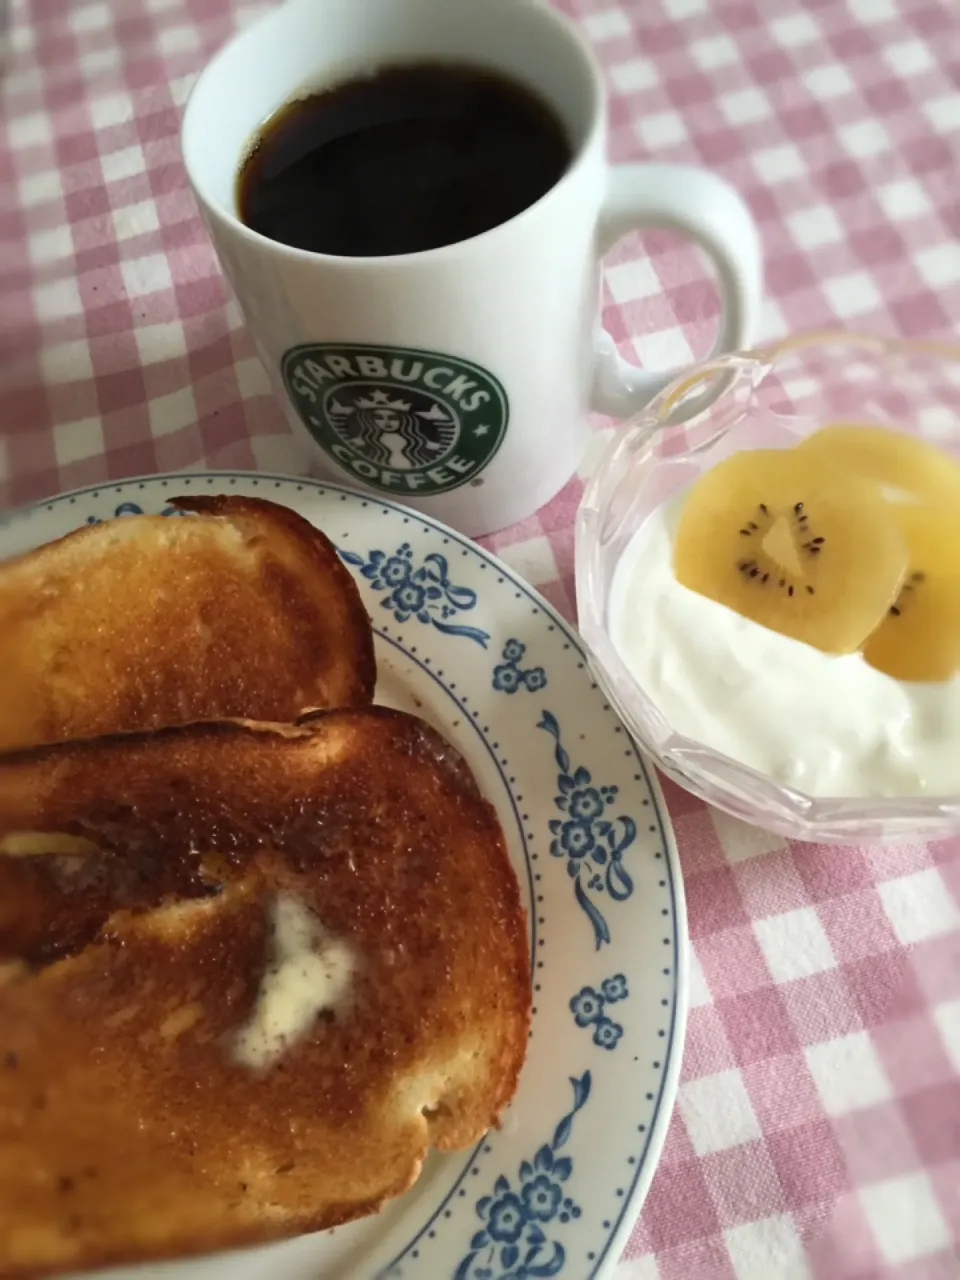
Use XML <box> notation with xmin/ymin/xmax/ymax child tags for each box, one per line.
<box><xmin>610</xmin><ymin>496</ymin><xmax>960</xmax><ymax>798</ymax></box>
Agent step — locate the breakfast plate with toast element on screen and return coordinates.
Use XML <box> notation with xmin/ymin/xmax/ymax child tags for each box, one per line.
<box><xmin>0</xmin><ymin>472</ymin><xmax>687</xmax><ymax>1280</ymax></box>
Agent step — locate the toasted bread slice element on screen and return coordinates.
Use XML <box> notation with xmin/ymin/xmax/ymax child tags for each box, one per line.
<box><xmin>0</xmin><ymin>495</ymin><xmax>375</xmax><ymax>750</ymax></box>
<box><xmin>0</xmin><ymin>710</ymin><xmax>530</xmax><ymax>1279</ymax></box>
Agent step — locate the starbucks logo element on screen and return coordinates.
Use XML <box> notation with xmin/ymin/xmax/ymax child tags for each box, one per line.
<box><xmin>327</xmin><ymin>386</ymin><xmax>458</xmax><ymax>471</ymax></box>
<box><xmin>281</xmin><ymin>343</ymin><xmax>509</xmax><ymax>497</ymax></box>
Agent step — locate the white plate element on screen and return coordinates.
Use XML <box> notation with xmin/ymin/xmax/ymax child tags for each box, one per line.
<box><xmin>1</xmin><ymin>473</ymin><xmax>688</xmax><ymax>1280</ymax></box>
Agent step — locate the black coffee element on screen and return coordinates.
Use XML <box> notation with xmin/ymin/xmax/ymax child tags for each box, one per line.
<box><xmin>236</xmin><ymin>62</ymin><xmax>572</xmax><ymax>257</ymax></box>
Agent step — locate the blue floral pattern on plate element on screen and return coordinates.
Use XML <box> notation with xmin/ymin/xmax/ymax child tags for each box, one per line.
<box><xmin>86</xmin><ymin>501</ymin><xmax>186</xmax><ymax>523</ymax></box>
<box><xmin>493</xmin><ymin>639</ymin><xmax>547</xmax><ymax>694</ymax></box>
<box><xmin>539</xmin><ymin>711</ymin><xmax>636</xmax><ymax>950</ymax></box>
<box><xmin>454</xmin><ymin>1073</ymin><xmax>591</xmax><ymax>1280</ymax></box>
<box><xmin>570</xmin><ymin>974</ymin><xmax>629</xmax><ymax>1051</ymax></box>
<box><xmin>339</xmin><ymin>542</ymin><xmax>490</xmax><ymax>647</ymax></box>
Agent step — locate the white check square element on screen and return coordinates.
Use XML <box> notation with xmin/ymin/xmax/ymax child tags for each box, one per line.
<box><xmin>923</xmin><ymin>93</ymin><xmax>960</xmax><ymax>135</ymax></box>
<box><xmin>637</xmin><ymin>111</ymin><xmax>686</xmax><ymax>150</ymax></box>
<box><xmin>235</xmin><ymin>356</ymin><xmax>271</xmax><ymax>398</ymax></box>
<box><xmin>804</xmin><ymin>64</ymin><xmax>855</xmax><ymax>101</ymax></box>
<box><xmin>933</xmin><ymin>999</ymin><xmax>960</xmax><ymax>1072</ymax></box>
<box><xmin>605</xmin><ymin>258</ymin><xmax>661</xmax><ymax>304</ymax></box>
<box><xmin>823</xmin><ymin>273</ymin><xmax>883</xmax><ymax>319</ymax></box>
<box><xmin>711</xmin><ymin>808</ymin><xmax>786</xmax><ymax>863</ymax></box>
<box><xmin>754</xmin><ymin>907</ymin><xmax>836</xmax><ymax>983</ymax></box>
<box><xmin>720</xmin><ymin>88</ymin><xmax>769</xmax><ymax>126</ymax></box>
<box><xmin>884</xmin><ymin>39</ymin><xmax>935</xmax><ymax>77</ymax></box>
<box><xmin>91</xmin><ymin>92</ymin><xmax>134</xmax><ymax>130</ymax></box>
<box><xmin>877</xmin><ymin>178</ymin><xmax>931</xmax><ymax>221</ymax></box>
<box><xmin>112</xmin><ymin>201</ymin><xmax>161</xmax><ymax>242</ymax></box>
<box><xmin>121</xmin><ymin>253</ymin><xmax>174</xmax><ymax>298</ymax></box>
<box><xmin>82</xmin><ymin>45</ymin><xmax>121</xmax><ymax>75</ymax></box>
<box><xmin>582</xmin><ymin>10</ymin><xmax>630</xmax><ymax>42</ymax></box>
<box><xmin>760</xmin><ymin>297</ymin><xmax>790</xmax><ymax>342</ymax></box>
<box><xmin>631</xmin><ymin>327</ymin><xmax>693</xmax><ymax>372</ymax></box>
<box><xmin>878</xmin><ymin>868</ymin><xmax>960</xmax><ymax>944</ymax></box>
<box><xmin>787</xmin><ymin>206</ymin><xmax>844</xmax><ymax>249</ymax></box>
<box><xmin>495</xmin><ymin>536</ymin><xmax>559</xmax><ymax>589</ymax></box>
<box><xmin>840</xmin><ymin>120</ymin><xmax>889</xmax><ymax>159</ymax></box>
<box><xmin>663</xmin><ymin>0</ymin><xmax>708</xmax><ymax>16</ymax></box>
<box><xmin>41</xmin><ymin>341</ymin><xmax>95</xmax><ymax>384</ymax></box>
<box><xmin>848</xmin><ymin>0</ymin><xmax>895</xmax><ymax>18</ymax></box>
<box><xmin>158</xmin><ymin>24</ymin><xmax>200</xmax><ymax>55</ymax></box>
<box><xmin>17</xmin><ymin>168</ymin><xmax>63</xmax><ymax>209</ymax></box>
<box><xmin>859</xmin><ymin>1173</ymin><xmax>951</xmax><ymax>1266</ymax></box>
<box><xmin>687</xmin><ymin>950</ymin><xmax>712</xmax><ymax>1009</ymax></box>
<box><xmin>752</xmin><ymin>143</ymin><xmax>805</xmax><ymax>184</ymax></box>
<box><xmin>616</xmin><ymin>1256</ymin><xmax>663</xmax><ymax>1280</ymax></box>
<box><xmin>916</xmin><ymin>244</ymin><xmax>960</xmax><ymax>291</ymax></box>
<box><xmin>771</xmin><ymin>13</ymin><xmax>819</xmax><ymax>47</ymax></box>
<box><xmin>53</xmin><ymin>417</ymin><xmax>105</xmax><ymax>466</ymax></box>
<box><xmin>28</xmin><ymin>225</ymin><xmax>74</xmax><ymax>267</ymax></box>
<box><xmin>725</xmin><ymin>1215</ymin><xmax>812</xmax><ymax>1280</ymax></box>
<box><xmin>148</xmin><ymin>387</ymin><xmax>198</xmax><ymax>438</ymax></box>
<box><xmin>9</xmin><ymin>111</ymin><xmax>53</xmax><ymax>148</ymax></box>
<box><xmin>135</xmin><ymin>320</ymin><xmax>187</xmax><ymax>365</ymax></box>
<box><xmin>679</xmin><ymin>1068</ymin><xmax>762</xmax><ymax>1155</ymax></box>
<box><xmin>71</xmin><ymin>2</ymin><xmax>111</xmax><ymax>31</ymax></box>
<box><xmin>690</xmin><ymin>35</ymin><xmax>738</xmax><ymax>70</ymax></box>
<box><xmin>610</xmin><ymin>58</ymin><xmax>658</xmax><ymax>94</ymax></box>
<box><xmin>805</xmin><ymin>1032</ymin><xmax>893</xmax><ymax>1115</ymax></box>
<box><xmin>168</xmin><ymin>73</ymin><xmax>198</xmax><ymax>108</ymax></box>
<box><xmin>34</xmin><ymin>277</ymin><xmax>84</xmax><ymax>320</ymax></box>
<box><xmin>101</xmin><ymin>145</ymin><xmax>146</xmax><ymax>184</ymax></box>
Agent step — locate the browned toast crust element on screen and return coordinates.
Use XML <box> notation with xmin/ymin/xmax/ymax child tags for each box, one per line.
<box><xmin>0</xmin><ymin>495</ymin><xmax>376</xmax><ymax>751</ymax></box>
<box><xmin>0</xmin><ymin>710</ymin><xmax>530</xmax><ymax>1278</ymax></box>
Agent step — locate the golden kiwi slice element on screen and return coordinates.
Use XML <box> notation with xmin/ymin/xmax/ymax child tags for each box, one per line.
<box><xmin>862</xmin><ymin>503</ymin><xmax>960</xmax><ymax>681</ymax></box>
<box><xmin>798</xmin><ymin>422</ymin><xmax>960</xmax><ymax>505</ymax></box>
<box><xmin>673</xmin><ymin>448</ymin><xmax>907</xmax><ymax>653</ymax></box>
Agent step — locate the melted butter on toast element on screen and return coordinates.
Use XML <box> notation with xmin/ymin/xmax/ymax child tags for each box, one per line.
<box><xmin>233</xmin><ymin>893</ymin><xmax>355</xmax><ymax>1070</ymax></box>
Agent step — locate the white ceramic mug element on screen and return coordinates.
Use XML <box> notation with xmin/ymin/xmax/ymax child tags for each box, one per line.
<box><xmin>182</xmin><ymin>0</ymin><xmax>762</xmax><ymax>537</ymax></box>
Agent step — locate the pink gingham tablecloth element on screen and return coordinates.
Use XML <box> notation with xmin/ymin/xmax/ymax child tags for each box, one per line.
<box><xmin>2</xmin><ymin>1</ymin><xmax>959</xmax><ymax>1276</ymax></box>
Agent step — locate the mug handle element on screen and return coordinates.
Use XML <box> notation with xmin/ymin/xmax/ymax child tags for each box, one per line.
<box><xmin>591</xmin><ymin>163</ymin><xmax>763</xmax><ymax>418</ymax></box>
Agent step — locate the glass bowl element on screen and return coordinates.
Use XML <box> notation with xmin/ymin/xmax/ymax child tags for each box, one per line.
<box><xmin>576</xmin><ymin>330</ymin><xmax>960</xmax><ymax>843</ymax></box>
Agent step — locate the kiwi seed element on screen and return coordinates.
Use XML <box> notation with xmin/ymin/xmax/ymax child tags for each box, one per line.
<box><xmin>672</xmin><ymin>445</ymin><xmax>910</xmax><ymax>653</ymax></box>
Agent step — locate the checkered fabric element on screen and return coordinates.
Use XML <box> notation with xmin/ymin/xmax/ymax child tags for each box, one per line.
<box><xmin>1</xmin><ymin>0</ymin><xmax>959</xmax><ymax>1275</ymax></box>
